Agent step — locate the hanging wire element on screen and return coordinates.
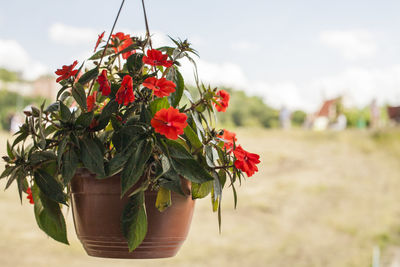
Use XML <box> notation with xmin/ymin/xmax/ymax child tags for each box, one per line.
<box><xmin>97</xmin><ymin>0</ymin><xmax>127</xmax><ymax>68</ymax></box>
<box><xmin>141</xmin><ymin>0</ymin><xmax>153</xmax><ymax>49</ymax></box>
<box><xmin>88</xmin><ymin>0</ymin><xmax>126</xmax><ymax>95</ymax></box>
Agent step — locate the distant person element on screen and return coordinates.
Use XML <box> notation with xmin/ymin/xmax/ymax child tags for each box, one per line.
<box><xmin>330</xmin><ymin>113</ymin><xmax>347</xmax><ymax>131</ymax></box>
<box><xmin>369</xmin><ymin>99</ymin><xmax>380</xmax><ymax>128</ymax></box>
<box><xmin>279</xmin><ymin>106</ymin><xmax>291</xmax><ymax>130</ymax></box>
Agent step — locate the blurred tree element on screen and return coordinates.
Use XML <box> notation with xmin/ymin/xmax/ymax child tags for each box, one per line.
<box><xmin>216</xmin><ymin>88</ymin><xmax>279</xmax><ymax>128</ymax></box>
<box><xmin>0</xmin><ymin>68</ymin><xmax>22</xmax><ymax>82</ymax></box>
<box><xmin>291</xmin><ymin>110</ymin><xmax>307</xmax><ymax>127</ymax></box>
<box><xmin>0</xmin><ymin>90</ymin><xmax>42</xmax><ymax>130</ymax></box>
<box><xmin>344</xmin><ymin>107</ymin><xmax>371</xmax><ymax>128</ymax></box>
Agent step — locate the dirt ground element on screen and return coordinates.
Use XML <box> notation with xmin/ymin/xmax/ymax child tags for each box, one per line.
<box><xmin>1</xmin><ymin>129</ymin><xmax>400</xmax><ymax>267</ymax></box>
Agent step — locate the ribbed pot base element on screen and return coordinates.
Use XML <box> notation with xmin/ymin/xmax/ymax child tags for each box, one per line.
<box><xmin>70</xmin><ymin>169</ymin><xmax>195</xmax><ymax>259</ymax></box>
<box><xmin>81</xmin><ymin>237</ymin><xmax>183</xmax><ymax>259</ymax></box>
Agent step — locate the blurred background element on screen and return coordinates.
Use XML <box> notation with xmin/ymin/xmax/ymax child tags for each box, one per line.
<box><xmin>1</xmin><ymin>1</ymin><xmax>400</xmax><ymax>266</ymax></box>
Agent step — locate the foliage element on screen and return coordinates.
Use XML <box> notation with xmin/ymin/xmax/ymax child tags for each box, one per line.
<box><xmin>291</xmin><ymin>110</ymin><xmax>307</xmax><ymax>127</ymax></box>
<box><xmin>344</xmin><ymin>107</ymin><xmax>371</xmax><ymax>128</ymax></box>
<box><xmin>1</xmin><ymin>32</ymin><xmax>260</xmax><ymax>251</ymax></box>
<box><xmin>0</xmin><ymin>68</ymin><xmax>22</xmax><ymax>83</ymax></box>
<box><xmin>214</xmin><ymin>89</ymin><xmax>279</xmax><ymax>128</ymax></box>
<box><xmin>0</xmin><ymin>89</ymin><xmax>43</xmax><ymax>130</ymax></box>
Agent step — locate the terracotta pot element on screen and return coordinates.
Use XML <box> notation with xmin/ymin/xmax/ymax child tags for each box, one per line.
<box><xmin>70</xmin><ymin>168</ymin><xmax>195</xmax><ymax>259</ymax></box>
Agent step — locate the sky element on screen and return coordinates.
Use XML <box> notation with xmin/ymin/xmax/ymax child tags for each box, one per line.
<box><xmin>1</xmin><ymin>0</ymin><xmax>400</xmax><ymax>112</ymax></box>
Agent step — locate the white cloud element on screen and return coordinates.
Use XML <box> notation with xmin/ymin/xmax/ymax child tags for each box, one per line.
<box><xmin>0</xmin><ymin>39</ymin><xmax>48</xmax><ymax>80</ymax></box>
<box><xmin>230</xmin><ymin>41</ymin><xmax>261</xmax><ymax>52</ymax></box>
<box><xmin>181</xmin><ymin>58</ymin><xmax>248</xmax><ymax>89</ymax></box>
<box><xmin>319</xmin><ymin>30</ymin><xmax>377</xmax><ymax>60</ymax></box>
<box><xmin>49</xmin><ymin>23</ymin><xmax>99</xmax><ymax>45</ymax></box>
<box><xmin>180</xmin><ymin>55</ymin><xmax>400</xmax><ymax>112</ymax></box>
<box><xmin>310</xmin><ymin>65</ymin><xmax>400</xmax><ymax>108</ymax></box>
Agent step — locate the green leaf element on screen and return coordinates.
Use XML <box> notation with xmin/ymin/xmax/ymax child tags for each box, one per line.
<box><xmin>126</xmin><ymin>54</ymin><xmax>143</xmax><ymax>74</ymax></box>
<box><xmin>32</xmin><ymin>185</ymin><xmax>69</xmax><ymax>245</ymax></box>
<box><xmin>93</xmin><ymin>100</ymin><xmax>118</xmax><ymax>130</ymax></box>
<box><xmin>78</xmin><ymin>67</ymin><xmax>99</xmax><ymax>85</ymax></box>
<box><xmin>121</xmin><ymin>192</ymin><xmax>147</xmax><ymax>252</ymax></box>
<box><xmin>59</xmin><ymin>101</ymin><xmax>71</xmax><ymax>122</ymax></box>
<box><xmin>29</xmin><ymin>151</ymin><xmax>57</xmax><ymax>165</ymax></box>
<box><xmin>112</xmin><ymin>125</ymin><xmax>146</xmax><ymax>152</ymax></box>
<box><xmin>0</xmin><ymin>165</ymin><xmax>15</xmax><ymax>179</ymax></box>
<box><xmin>218</xmin><ymin>169</ymin><xmax>227</xmax><ymax>189</ymax></box>
<box><xmin>5</xmin><ymin>166</ymin><xmax>21</xmax><ymax>190</ymax></box>
<box><xmin>191</xmin><ymin>181</ymin><xmax>213</xmax><ymax>199</ymax></box>
<box><xmin>121</xmin><ymin>138</ymin><xmax>154</xmax><ymax>197</ymax></box>
<box><xmin>89</xmin><ymin>48</ymin><xmax>115</xmax><ymax>60</ymax></box>
<box><xmin>161</xmin><ymin>139</ymin><xmax>213</xmax><ymax>183</ymax></box>
<box><xmin>12</xmin><ymin>131</ymin><xmax>28</xmax><ymax>148</ymax></box>
<box><xmin>106</xmin><ymin>151</ymin><xmax>132</xmax><ymax>177</ymax></box>
<box><xmin>34</xmin><ymin>169</ymin><xmax>67</xmax><ymax>205</ymax></box>
<box><xmin>169</xmin><ymin>69</ymin><xmax>184</xmax><ymax>108</ymax></box>
<box><xmin>61</xmin><ymin>148</ymin><xmax>78</xmax><ymax>185</ymax></box>
<box><xmin>7</xmin><ymin>141</ymin><xmax>15</xmax><ymax>160</ymax></box>
<box><xmin>159</xmin><ymin>168</ymin><xmax>185</xmax><ymax>195</ymax></box>
<box><xmin>72</xmin><ymin>83</ymin><xmax>87</xmax><ymax>110</ymax></box>
<box><xmin>57</xmin><ymin>138</ymin><xmax>67</xmax><ymax>167</ymax></box>
<box><xmin>139</xmin><ymin>104</ymin><xmax>152</xmax><ymax>124</ymax></box>
<box><xmin>155</xmin><ymin>187</ymin><xmax>171</xmax><ymax>212</ymax></box>
<box><xmin>79</xmin><ymin>137</ymin><xmax>105</xmax><ymax>177</ymax></box>
<box><xmin>45</xmin><ymin>102</ymin><xmax>60</xmax><ymax>112</ymax></box>
<box><xmin>184</xmin><ymin>124</ymin><xmax>202</xmax><ymax>151</ymax></box>
<box><xmin>56</xmin><ymin>86</ymin><xmax>69</xmax><ymax>101</ymax></box>
<box><xmin>75</xmin><ymin>111</ymin><xmax>94</xmax><ymax>128</ymax></box>
<box><xmin>149</xmin><ymin>97</ymin><xmax>170</xmax><ymax>116</ymax></box>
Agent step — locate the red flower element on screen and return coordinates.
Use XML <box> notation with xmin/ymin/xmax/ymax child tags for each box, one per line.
<box><xmin>142</xmin><ymin>77</ymin><xmax>176</xmax><ymax>98</ymax></box>
<box><xmin>116</xmin><ymin>75</ymin><xmax>135</xmax><ymax>106</ymax></box>
<box><xmin>119</xmin><ymin>38</ymin><xmax>135</xmax><ymax>59</ymax></box>
<box><xmin>97</xmin><ymin>70</ymin><xmax>111</xmax><ymax>96</ymax></box>
<box><xmin>26</xmin><ymin>187</ymin><xmax>34</xmax><ymax>204</ymax></box>
<box><xmin>213</xmin><ymin>90</ymin><xmax>230</xmax><ymax>112</ymax></box>
<box><xmin>87</xmin><ymin>91</ymin><xmax>97</xmax><ymax>112</ymax></box>
<box><xmin>112</xmin><ymin>32</ymin><xmax>130</xmax><ymax>42</ymax></box>
<box><xmin>218</xmin><ymin>129</ymin><xmax>237</xmax><ymax>152</ymax></box>
<box><xmin>94</xmin><ymin>31</ymin><xmax>105</xmax><ymax>52</ymax></box>
<box><xmin>233</xmin><ymin>145</ymin><xmax>260</xmax><ymax>177</ymax></box>
<box><xmin>151</xmin><ymin>107</ymin><xmax>188</xmax><ymax>140</ymax></box>
<box><xmin>111</xmin><ymin>32</ymin><xmax>135</xmax><ymax>59</ymax></box>
<box><xmin>55</xmin><ymin>60</ymin><xmax>78</xmax><ymax>83</ymax></box>
<box><xmin>89</xmin><ymin>118</ymin><xmax>99</xmax><ymax>129</ymax></box>
<box><xmin>143</xmin><ymin>49</ymin><xmax>173</xmax><ymax>68</ymax></box>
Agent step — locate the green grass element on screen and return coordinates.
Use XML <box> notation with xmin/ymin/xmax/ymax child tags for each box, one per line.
<box><xmin>1</xmin><ymin>128</ymin><xmax>400</xmax><ymax>267</ymax></box>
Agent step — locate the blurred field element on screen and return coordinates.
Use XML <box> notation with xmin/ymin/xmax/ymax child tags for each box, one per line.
<box><xmin>1</xmin><ymin>129</ymin><xmax>400</xmax><ymax>267</ymax></box>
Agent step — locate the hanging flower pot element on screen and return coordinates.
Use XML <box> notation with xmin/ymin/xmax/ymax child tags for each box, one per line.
<box><xmin>71</xmin><ymin>168</ymin><xmax>195</xmax><ymax>259</ymax></box>
<box><xmin>1</xmin><ymin>0</ymin><xmax>261</xmax><ymax>259</ymax></box>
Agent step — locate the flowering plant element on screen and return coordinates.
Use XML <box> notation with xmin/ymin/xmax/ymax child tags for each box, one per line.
<box><xmin>1</xmin><ymin>31</ymin><xmax>260</xmax><ymax>251</ymax></box>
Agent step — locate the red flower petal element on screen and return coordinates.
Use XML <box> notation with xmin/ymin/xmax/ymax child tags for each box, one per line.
<box><xmin>26</xmin><ymin>187</ymin><xmax>34</xmax><ymax>204</ymax></box>
<box><xmin>97</xmin><ymin>70</ymin><xmax>111</xmax><ymax>96</ymax></box>
<box><xmin>87</xmin><ymin>91</ymin><xmax>97</xmax><ymax>112</ymax></box>
<box><xmin>213</xmin><ymin>90</ymin><xmax>230</xmax><ymax>112</ymax></box>
<box><xmin>151</xmin><ymin>107</ymin><xmax>188</xmax><ymax>140</ymax></box>
<box><xmin>55</xmin><ymin>60</ymin><xmax>78</xmax><ymax>83</ymax></box>
<box><xmin>233</xmin><ymin>145</ymin><xmax>260</xmax><ymax>177</ymax></box>
<box><xmin>94</xmin><ymin>31</ymin><xmax>105</xmax><ymax>52</ymax></box>
<box><xmin>116</xmin><ymin>75</ymin><xmax>135</xmax><ymax>106</ymax></box>
<box><xmin>143</xmin><ymin>77</ymin><xmax>176</xmax><ymax>98</ymax></box>
<box><xmin>143</xmin><ymin>49</ymin><xmax>173</xmax><ymax>68</ymax></box>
